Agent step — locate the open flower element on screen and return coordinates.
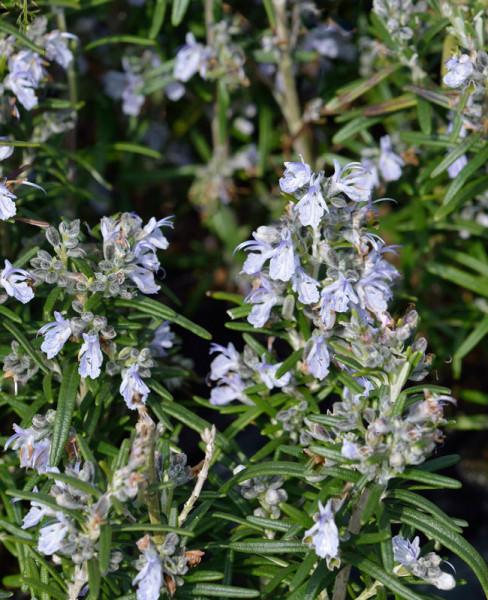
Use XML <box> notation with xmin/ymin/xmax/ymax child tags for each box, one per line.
<box><xmin>78</xmin><ymin>333</ymin><xmax>103</xmax><ymax>379</ymax></box>
<box><xmin>133</xmin><ymin>535</ymin><xmax>163</xmax><ymax>600</ymax></box>
<box><xmin>38</xmin><ymin>312</ymin><xmax>72</xmax><ymax>359</ymax></box>
<box><xmin>443</xmin><ymin>54</ymin><xmax>473</xmax><ymax>88</ymax></box>
<box><xmin>120</xmin><ymin>363</ymin><xmax>150</xmax><ymax>409</ymax></box>
<box><xmin>0</xmin><ymin>183</ymin><xmax>17</xmax><ymax>220</ymax></box>
<box><xmin>0</xmin><ymin>259</ymin><xmax>35</xmax><ymax>303</ymax></box>
<box><xmin>279</xmin><ymin>157</ymin><xmax>312</xmax><ymax>193</ymax></box>
<box><xmin>302</xmin><ymin>500</ymin><xmax>340</xmax><ymax>569</ymax></box>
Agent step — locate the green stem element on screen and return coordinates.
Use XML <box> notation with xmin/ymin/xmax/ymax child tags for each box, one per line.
<box><xmin>332</xmin><ymin>488</ymin><xmax>370</xmax><ymax>600</ymax></box>
<box><xmin>270</xmin><ymin>0</ymin><xmax>312</xmax><ymax>165</ymax></box>
<box><xmin>146</xmin><ymin>427</ymin><xmax>165</xmax><ymax>545</ymax></box>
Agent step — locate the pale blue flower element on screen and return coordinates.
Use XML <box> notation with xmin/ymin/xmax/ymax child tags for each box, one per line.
<box><xmin>330</xmin><ymin>160</ymin><xmax>371</xmax><ymax>202</ymax></box>
<box><xmin>104</xmin><ymin>60</ymin><xmax>145</xmax><ymax>117</ymax></box>
<box><xmin>393</xmin><ymin>535</ymin><xmax>420</xmax><ymax>567</ymax></box>
<box><xmin>257</xmin><ymin>356</ymin><xmax>291</xmax><ymax>389</ymax></box>
<box><xmin>133</xmin><ymin>536</ymin><xmax>163</xmax><ymax>600</ymax></box>
<box><xmin>78</xmin><ymin>333</ymin><xmax>103</xmax><ymax>379</ymax></box>
<box><xmin>38</xmin><ymin>311</ymin><xmax>72</xmax><ymax>359</ymax></box>
<box><xmin>150</xmin><ymin>322</ymin><xmax>175</xmax><ymax>357</ymax></box>
<box><xmin>4</xmin><ymin>423</ymin><xmax>51</xmax><ymax>471</ymax></box>
<box><xmin>245</xmin><ymin>277</ymin><xmax>278</xmax><ymax>328</ymax></box>
<box><xmin>0</xmin><ymin>183</ymin><xmax>17</xmax><ymax>220</ymax></box>
<box><xmin>209</xmin><ymin>342</ymin><xmax>240</xmax><ymax>380</ymax></box>
<box><xmin>174</xmin><ymin>32</ymin><xmax>209</xmax><ymax>82</ymax></box>
<box><xmin>210</xmin><ymin>374</ymin><xmax>247</xmax><ymax>405</ymax></box>
<box><xmin>44</xmin><ymin>31</ymin><xmax>76</xmax><ymax>69</ymax></box>
<box><xmin>320</xmin><ymin>273</ymin><xmax>359</xmax><ymax>328</ymax></box>
<box><xmin>279</xmin><ymin>157</ymin><xmax>312</xmax><ymax>194</ymax></box>
<box><xmin>341</xmin><ymin>439</ymin><xmax>361</xmax><ymax>460</ymax></box>
<box><xmin>120</xmin><ymin>363</ymin><xmax>150</xmax><ymax>409</ymax></box>
<box><xmin>443</xmin><ymin>54</ymin><xmax>473</xmax><ymax>88</ymax></box>
<box><xmin>304</xmin><ymin>332</ymin><xmax>330</xmax><ymax>380</ymax></box>
<box><xmin>38</xmin><ymin>512</ymin><xmax>70</xmax><ymax>555</ymax></box>
<box><xmin>22</xmin><ymin>487</ymin><xmax>52</xmax><ymax>529</ymax></box>
<box><xmin>446</xmin><ymin>121</ymin><xmax>468</xmax><ymax>179</ymax></box>
<box><xmin>295</xmin><ymin>174</ymin><xmax>328</xmax><ymax>228</ymax></box>
<box><xmin>129</xmin><ymin>266</ymin><xmax>160</xmax><ymax>294</ymax></box>
<box><xmin>302</xmin><ymin>500</ymin><xmax>339</xmax><ymax>567</ymax></box>
<box><xmin>138</xmin><ymin>216</ymin><xmax>174</xmax><ymax>250</ymax></box>
<box><xmin>0</xmin><ymin>137</ymin><xmax>14</xmax><ymax>160</ymax></box>
<box><xmin>0</xmin><ymin>259</ymin><xmax>35</xmax><ymax>303</ymax></box>
<box><xmin>378</xmin><ymin>135</ymin><xmax>404</xmax><ymax>182</ymax></box>
<box><xmin>237</xmin><ymin>242</ymin><xmax>273</xmax><ymax>276</ymax></box>
<box><xmin>269</xmin><ymin>228</ymin><xmax>295</xmax><ymax>282</ymax></box>
<box><xmin>291</xmin><ymin>263</ymin><xmax>320</xmax><ymax>305</ymax></box>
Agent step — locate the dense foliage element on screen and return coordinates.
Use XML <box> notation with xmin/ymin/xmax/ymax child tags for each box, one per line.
<box><xmin>0</xmin><ymin>1</ymin><xmax>488</xmax><ymax>599</ymax></box>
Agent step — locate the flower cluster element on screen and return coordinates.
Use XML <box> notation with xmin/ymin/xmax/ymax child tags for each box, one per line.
<box><xmin>0</xmin><ymin>16</ymin><xmax>75</xmax><ymax>115</ymax></box>
<box><xmin>7</xmin><ymin>410</ymin><xmax>203</xmax><ymax>599</ymax></box>
<box><xmin>4</xmin><ymin>410</ymin><xmax>58</xmax><ymax>472</ymax></box>
<box><xmin>133</xmin><ymin>533</ymin><xmax>202</xmax><ymax>599</ymax></box>
<box><xmin>103</xmin><ymin>51</ymin><xmax>178</xmax><ymax>117</ymax></box>
<box><xmin>372</xmin><ymin>0</ymin><xmax>427</xmax><ymax>44</ymax></box>
<box><xmin>393</xmin><ymin>535</ymin><xmax>456</xmax><ymax>590</ymax></box>
<box><xmin>208</xmin><ymin>342</ymin><xmax>291</xmax><ymax>406</ymax></box>
<box><xmin>233</xmin><ymin>465</ymin><xmax>288</xmax><ymax>521</ymax></box>
<box><xmin>1</xmin><ymin>212</ymin><xmax>175</xmax><ymax>410</ymax></box>
<box><xmin>174</xmin><ymin>21</ymin><xmax>247</xmax><ymax>89</ymax></box>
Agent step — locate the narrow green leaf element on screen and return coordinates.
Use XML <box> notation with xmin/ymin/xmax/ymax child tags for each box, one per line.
<box><xmin>148</xmin><ymin>379</ymin><xmax>174</xmax><ymax>402</ymax></box>
<box><xmin>426</xmin><ymin>262</ymin><xmax>488</xmax><ymax>298</ymax></box>
<box><xmin>431</xmin><ymin>130</ymin><xmax>482</xmax><ymax>178</ymax></box>
<box><xmin>13</xmin><ymin>245</ymin><xmax>40</xmax><ymax>268</ymax></box>
<box><xmin>183</xmin><ymin>583</ymin><xmax>259</xmax><ymax>598</ymax></box>
<box><xmin>361</xmin><ymin>483</ymin><xmax>386</xmax><ymax>525</ymax></box>
<box><xmin>454</xmin><ymin>316</ymin><xmax>488</xmax><ymax>363</ymax></box>
<box><xmin>110</xmin><ymin>142</ymin><xmax>161</xmax><ymax>159</ymax></box>
<box><xmin>84</xmin><ymin>35</ymin><xmax>156</xmax><ymax>51</ymax></box>
<box><xmin>19</xmin><ymin>579</ymin><xmax>64</xmax><ymax>600</ymax></box>
<box><xmin>280</xmin><ymin>502</ymin><xmax>313</xmax><ymax>529</ymax></box>
<box><xmin>341</xmin><ymin>552</ymin><xmax>425</xmax><ymax>600</ymax></box>
<box><xmin>438</xmin><ymin>145</ymin><xmax>488</xmax><ymax>215</ymax></box>
<box><xmin>5</xmin><ymin>491</ymin><xmax>84</xmax><ymax>524</ymax></box>
<box><xmin>246</xmin><ymin>516</ymin><xmax>291</xmax><ymax>532</ymax></box>
<box><xmin>43</xmin><ymin>286</ymin><xmax>63</xmax><ymax>320</ymax></box>
<box><xmin>250</xmin><ymin>437</ymin><xmax>284</xmax><ymax>463</ymax></box>
<box><xmin>434</xmin><ymin>176</ymin><xmax>488</xmax><ymax>221</ymax></box>
<box><xmin>229</xmin><ymin>540</ymin><xmax>307</xmax><ymax>554</ymax></box>
<box><xmin>325</xmin><ymin>65</ymin><xmax>398</xmax><ymax>112</ymax></box>
<box><xmin>387</xmin><ymin>489</ymin><xmax>463</xmax><ymax>533</ymax></box>
<box><xmin>419</xmin><ymin>454</ymin><xmax>460</xmax><ymax>472</ymax></box>
<box><xmin>43</xmin><ymin>470</ymin><xmax>102</xmax><ymax>498</ymax></box>
<box><xmin>111</xmin><ymin>524</ymin><xmax>194</xmax><ymax>535</ymax></box>
<box><xmin>396</xmin><ymin>468</ymin><xmax>461</xmax><ymax>489</ymax></box>
<box><xmin>220</xmin><ymin>462</ymin><xmax>311</xmax><ymax>493</ymax></box>
<box><xmin>332</xmin><ymin>116</ymin><xmax>382</xmax><ymax>144</ymax></box>
<box><xmin>275</xmin><ymin>349</ymin><xmax>303</xmax><ymax>379</ymax></box>
<box><xmin>0</xmin><ymin>305</ymin><xmax>22</xmax><ymax>324</ymax></box>
<box><xmin>1</xmin><ymin>320</ymin><xmax>48</xmax><ymax>374</ymax></box>
<box><xmin>416</xmin><ymin>97</ymin><xmax>431</xmax><ymax>135</ymax></box>
<box><xmin>149</xmin><ymin>0</ymin><xmax>167</xmax><ymax>39</ymax></box>
<box><xmin>114</xmin><ymin>297</ymin><xmax>211</xmax><ymax>340</ymax></box>
<box><xmin>87</xmin><ymin>558</ymin><xmax>101</xmax><ymax>600</ymax></box>
<box><xmin>387</xmin><ymin>505</ymin><xmax>488</xmax><ymax>596</ymax></box>
<box><xmin>0</xmin><ymin>21</ymin><xmax>45</xmax><ymax>54</ymax></box>
<box><xmin>171</xmin><ymin>0</ymin><xmax>190</xmax><ymax>26</ymax></box>
<box><xmin>362</xmin><ymin>94</ymin><xmax>417</xmax><ymax>116</ymax></box>
<box><xmin>49</xmin><ymin>363</ymin><xmax>80</xmax><ymax>467</ymax></box>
